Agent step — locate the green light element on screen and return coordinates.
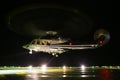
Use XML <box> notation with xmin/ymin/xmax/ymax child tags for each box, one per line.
<box><xmin>92</xmin><ymin>75</ymin><xmax>96</xmax><ymax>77</ymax></box>
<box><xmin>69</xmin><ymin>67</ymin><xmax>72</xmax><ymax>69</ymax></box>
<box><xmin>117</xmin><ymin>66</ymin><xmax>120</xmax><ymax>69</ymax></box>
<box><xmin>11</xmin><ymin>66</ymin><xmax>14</xmax><ymax>68</ymax></box>
<box><xmin>104</xmin><ymin>66</ymin><xmax>107</xmax><ymax>69</ymax></box>
<box><xmin>91</xmin><ymin>66</ymin><xmax>95</xmax><ymax>69</ymax></box>
<box><xmin>110</xmin><ymin>66</ymin><xmax>112</xmax><ymax>69</ymax></box>
<box><xmin>4</xmin><ymin>66</ymin><xmax>6</xmax><ymax>68</ymax></box>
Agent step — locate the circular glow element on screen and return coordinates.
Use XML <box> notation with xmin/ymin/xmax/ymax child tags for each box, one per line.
<box><xmin>41</xmin><ymin>64</ymin><xmax>47</xmax><ymax>72</ymax></box>
<box><xmin>7</xmin><ymin>4</ymin><xmax>93</xmax><ymax>38</ymax></box>
<box><xmin>63</xmin><ymin>65</ymin><xmax>66</xmax><ymax>69</ymax></box>
<box><xmin>81</xmin><ymin>65</ymin><xmax>85</xmax><ymax>70</ymax></box>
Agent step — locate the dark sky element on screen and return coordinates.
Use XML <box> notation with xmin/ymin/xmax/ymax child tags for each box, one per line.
<box><xmin>0</xmin><ymin>0</ymin><xmax>115</xmax><ymax>66</ymax></box>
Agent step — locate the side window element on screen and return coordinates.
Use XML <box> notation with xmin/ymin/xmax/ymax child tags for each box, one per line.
<box><xmin>37</xmin><ymin>41</ymin><xmax>40</xmax><ymax>44</ymax></box>
<box><xmin>30</xmin><ymin>40</ymin><xmax>36</xmax><ymax>44</ymax></box>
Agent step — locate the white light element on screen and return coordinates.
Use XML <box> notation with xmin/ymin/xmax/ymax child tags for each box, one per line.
<box><xmin>28</xmin><ymin>65</ymin><xmax>32</xmax><ymax>69</ymax></box>
<box><xmin>63</xmin><ymin>75</ymin><xmax>67</xmax><ymax>77</ymax></box>
<box><xmin>63</xmin><ymin>65</ymin><xmax>66</xmax><ymax>69</ymax></box>
<box><xmin>81</xmin><ymin>75</ymin><xmax>87</xmax><ymax>77</ymax></box>
<box><xmin>41</xmin><ymin>64</ymin><xmax>47</xmax><ymax>72</ymax></box>
<box><xmin>81</xmin><ymin>65</ymin><xmax>85</xmax><ymax>70</ymax></box>
<box><xmin>56</xmin><ymin>55</ymin><xmax>58</xmax><ymax>57</ymax></box>
<box><xmin>63</xmin><ymin>65</ymin><xmax>67</xmax><ymax>73</ymax></box>
<box><xmin>29</xmin><ymin>50</ymin><xmax>32</xmax><ymax>54</ymax></box>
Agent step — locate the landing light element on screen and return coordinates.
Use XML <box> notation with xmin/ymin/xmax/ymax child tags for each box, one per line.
<box><xmin>29</xmin><ymin>50</ymin><xmax>32</xmax><ymax>54</ymax></box>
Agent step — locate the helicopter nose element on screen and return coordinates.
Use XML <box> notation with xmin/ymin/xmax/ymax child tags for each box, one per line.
<box><xmin>22</xmin><ymin>44</ymin><xmax>29</xmax><ymax>49</ymax></box>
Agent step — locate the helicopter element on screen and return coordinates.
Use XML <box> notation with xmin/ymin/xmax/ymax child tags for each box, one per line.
<box><xmin>23</xmin><ymin>29</ymin><xmax>110</xmax><ymax>57</ymax></box>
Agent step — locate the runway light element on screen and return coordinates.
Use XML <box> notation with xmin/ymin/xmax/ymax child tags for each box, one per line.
<box><xmin>41</xmin><ymin>64</ymin><xmax>47</xmax><ymax>72</ymax></box>
<box><xmin>91</xmin><ymin>66</ymin><xmax>95</xmax><ymax>69</ymax></box>
<box><xmin>117</xmin><ymin>66</ymin><xmax>120</xmax><ymax>69</ymax></box>
<box><xmin>81</xmin><ymin>65</ymin><xmax>86</xmax><ymax>70</ymax></box>
<box><xmin>28</xmin><ymin>65</ymin><xmax>33</xmax><ymax>69</ymax></box>
<box><xmin>63</xmin><ymin>65</ymin><xmax>67</xmax><ymax>73</ymax></box>
<box><xmin>63</xmin><ymin>65</ymin><xmax>66</xmax><ymax>70</ymax></box>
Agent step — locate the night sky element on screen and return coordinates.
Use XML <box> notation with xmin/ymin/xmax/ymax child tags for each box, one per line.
<box><xmin>0</xmin><ymin>0</ymin><xmax>115</xmax><ymax>66</ymax></box>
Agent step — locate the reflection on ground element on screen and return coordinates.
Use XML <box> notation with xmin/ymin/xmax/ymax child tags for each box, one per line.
<box><xmin>0</xmin><ymin>66</ymin><xmax>120</xmax><ymax>80</ymax></box>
